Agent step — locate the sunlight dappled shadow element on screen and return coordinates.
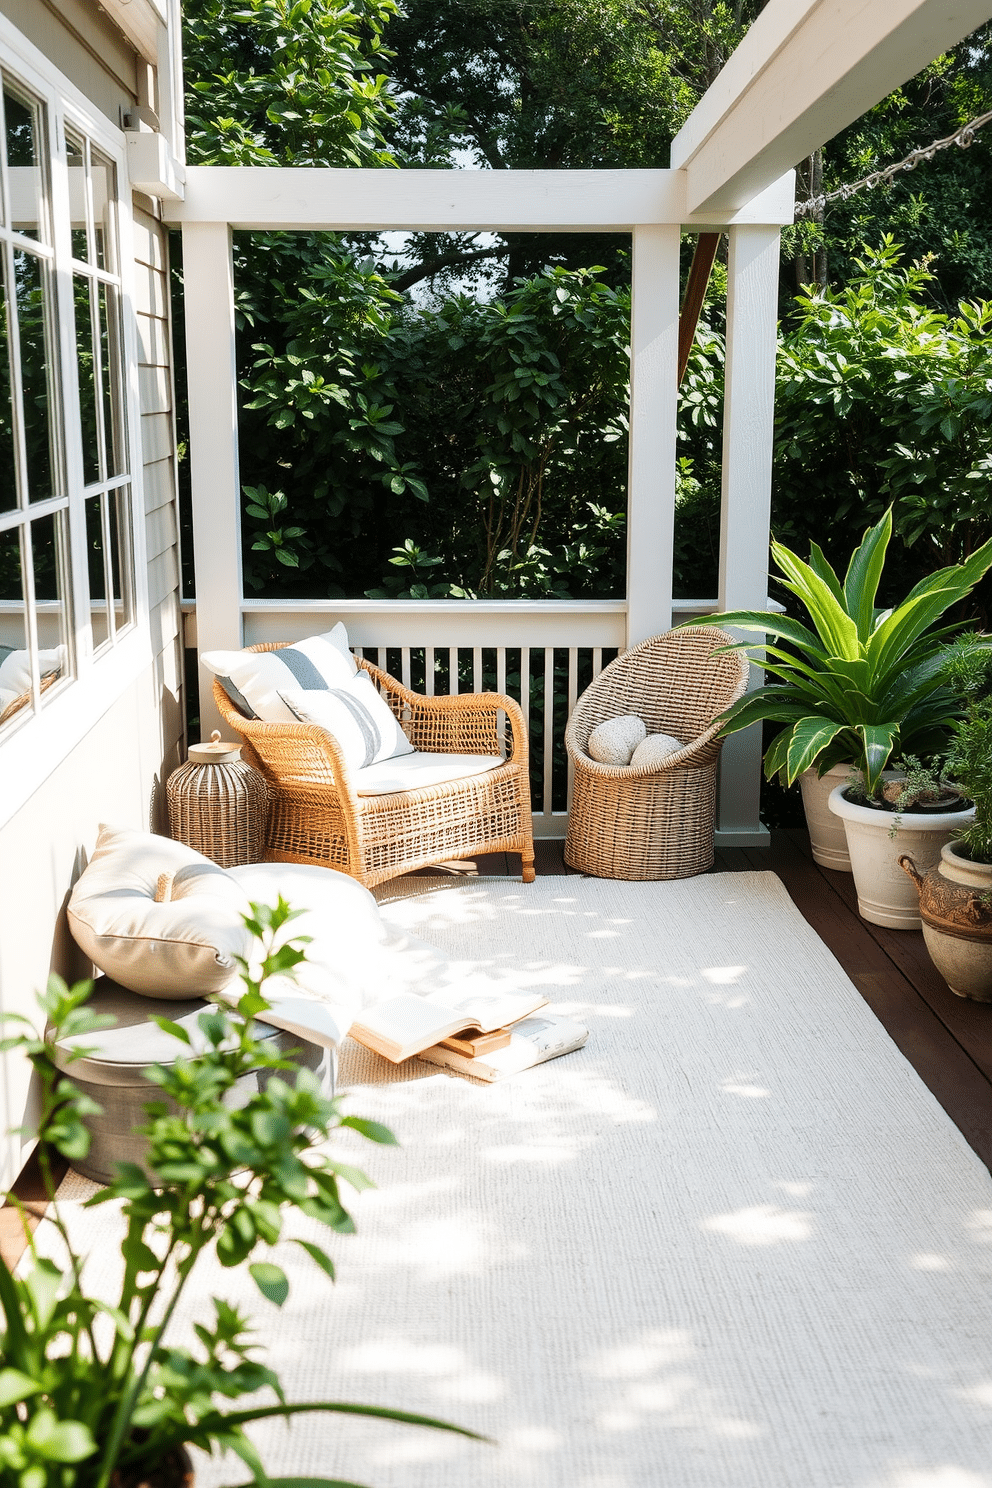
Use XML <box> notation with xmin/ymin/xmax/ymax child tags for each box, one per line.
<box><xmin>720</xmin><ymin>1077</ymin><xmax>771</xmax><ymax>1098</ymax></box>
<box><xmin>865</xmin><ymin>1467</ymin><xmax>992</xmax><ymax>1488</ymax></box>
<box><xmin>701</xmin><ymin>1204</ymin><xmax>814</xmax><ymax>1245</ymax></box>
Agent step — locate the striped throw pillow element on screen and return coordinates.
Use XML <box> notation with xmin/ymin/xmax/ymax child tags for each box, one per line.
<box><xmin>201</xmin><ymin>623</ymin><xmax>358</xmax><ymax>723</ymax></box>
<box><xmin>279</xmin><ymin>672</ymin><xmax>414</xmax><ymax>772</ymax></box>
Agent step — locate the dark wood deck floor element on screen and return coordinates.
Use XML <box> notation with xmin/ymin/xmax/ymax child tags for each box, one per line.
<box><xmin>448</xmin><ymin>830</ymin><xmax>992</xmax><ymax>1177</ymax></box>
<box><xmin>6</xmin><ymin>828</ymin><xmax>992</xmax><ymax>1267</ymax></box>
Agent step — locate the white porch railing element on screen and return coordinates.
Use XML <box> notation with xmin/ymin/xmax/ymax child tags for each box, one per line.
<box><xmin>185</xmin><ymin>597</ymin><xmax>719</xmax><ymax>839</ymax></box>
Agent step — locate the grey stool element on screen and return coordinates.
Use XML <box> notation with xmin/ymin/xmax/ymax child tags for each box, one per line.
<box><xmin>49</xmin><ymin>977</ymin><xmax>333</xmax><ymax>1185</ymax></box>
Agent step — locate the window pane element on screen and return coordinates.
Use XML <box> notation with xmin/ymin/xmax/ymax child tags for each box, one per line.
<box><xmin>65</xmin><ymin>127</ymin><xmax>87</xmax><ymax>262</ymax></box>
<box><xmin>98</xmin><ymin>283</ymin><xmax>125</xmax><ymax>477</ymax></box>
<box><xmin>109</xmin><ymin>484</ymin><xmax>132</xmax><ymax>631</ymax></box>
<box><xmin>0</xmin><ymin>524</ymin><xmax>25</xmax><ymax>728</ymax></box>
<box><xmin>0</xmin><ymin>255</ymin><xmax>16</xmax><ymax>512</ymax></box>
<box><xmin>74</xmin><ymin>274</ymin><xmax>99</xmax><ymax>483</ymax></box>
<box><xmin>14</xmin><ymin>248</ymin><xmax>54</xmax><ymax>501</ymax></box>
<box><xmin>85</xmin><ymin>493</ymin><xmax>108</xmax><ymax>649</ymax></box>
<box><xmin>30</xmin><ymin>510</ymin><xmax>69</xmax><ymax>678</ymax></box>
<box><xmin>4</xmin><ymin>86</ymin><xmax>45</xmax><ymax>242</ymax></box>
<box><xmin>91</xmin><ymin>149</ymin><xmax>116</xmax><ymax>273</ymax></box>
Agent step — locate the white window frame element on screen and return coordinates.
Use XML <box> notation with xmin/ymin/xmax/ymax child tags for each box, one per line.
<box><xmin>0</xmin><ymin>11</ymin><xmax>152</xmax><ymax>830</ymax></box>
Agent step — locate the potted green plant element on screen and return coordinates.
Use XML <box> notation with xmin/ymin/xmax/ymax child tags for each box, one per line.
<box><xmin>688</xmin><ymin>508</ymin><xmax>991</xmax><ymax>909</ymax></box>
<box><xmin>0</xmin><ymin>899</ymin><xmax>481</xmax><ymax>1488</ymax></box>
<box><xmin>901</xmin><ymin>637</ymin><xmax>992</xmax><ymax>998</ymax></box>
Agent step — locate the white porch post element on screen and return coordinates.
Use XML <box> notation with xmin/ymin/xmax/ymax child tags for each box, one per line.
<box><xmin>626</xmin><ymin>224</ymin><xmax>681</xmax><ymax>645</ymax></box>
<box><xmin>182</xmin><ymin>220</ymin><xmax>243</xmax><ymax>737</ymax></box>
<box><xmin>716</xmin><ymin>223</ymin><xmax>780</xmax><ymax>846</ymax></box>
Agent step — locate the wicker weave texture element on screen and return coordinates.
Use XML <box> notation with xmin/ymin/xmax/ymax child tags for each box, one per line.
<box><xmin>213</xmin><ymin>644</ymin><xmax>535</xmax><ymax>888</ymax></box>
<box><xmin>564</xmin><ymin>627</ymin><xmax>749</xmax><ymax>880</ymax></box>
<box><xmin>167</xmin><ymin>757</ymin><xmax>271</xmax><ymax>868</ymax></box>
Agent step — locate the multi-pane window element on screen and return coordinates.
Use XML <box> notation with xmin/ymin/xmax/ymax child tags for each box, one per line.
<box><xmin>0</xmin><ymin>72</ymin><xmax>134</xmax><ymax>736</ymax></box>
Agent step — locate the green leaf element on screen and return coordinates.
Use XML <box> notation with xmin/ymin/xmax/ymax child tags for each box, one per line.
<box><xmin>292</xmin><ymin>1239</ymin><xmax>336</xmax><ymax>1282</ymax></box>
<box><xmin>249</xmin><ymin>1262</ymin><xmax>290</xmax><ymax>1307</ymax></box>
<box><xmin>338</xmin><ymin>1116</ymin><xmax>398</xmax><ymax>1145</ymax></box>
<box><xmin>25</xmin><ymin>1410</ymin><xmax>97</xmax><ymax>1464</ymax></box>
<box><xmin>842</xmin><ymin>508</ymin><xmax>891</xmax><ymax>641</ymax></box>
<box><xmin>784</xmin><ymin>717</ymin><xmax>850</xmax><ymax>786</ymax></box>
<box><xmin>0</xmin><ymin>1369</ymin><xmax>42</xmax><ymax>1408</ymax></box>
<box><xmin>856</xmin><ymin>721</ymin><xmax>900</xmax><ymax>795</ymax></box>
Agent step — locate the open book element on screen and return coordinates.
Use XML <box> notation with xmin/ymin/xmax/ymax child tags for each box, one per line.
<box><xmin>418</xmin><ymin>1014</ymin><xmax>589</xmax><ymax>1082</ymax></box>
<box><xmin>348</xmin><ymin>986</ymin><xmax>549</xmax><ymax>1063</ymax></box>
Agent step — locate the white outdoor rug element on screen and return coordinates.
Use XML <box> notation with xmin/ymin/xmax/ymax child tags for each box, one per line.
<box><xmin>50</xmin><ymin>872</ymin><xmax>992</xmax><ymax>1488</ymax></box>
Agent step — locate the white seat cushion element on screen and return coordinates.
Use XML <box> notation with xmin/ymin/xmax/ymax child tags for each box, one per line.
<box><xmin>353</xmin><ymin>751</ymin><xmax>503</xmax><ymax>796</ymax></box>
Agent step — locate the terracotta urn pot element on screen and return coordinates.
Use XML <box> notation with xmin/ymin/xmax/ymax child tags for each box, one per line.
<box><xmin>900</xmin><ymin>841</ymin><xmax>992</xmax><ymax>1001</ymax></box>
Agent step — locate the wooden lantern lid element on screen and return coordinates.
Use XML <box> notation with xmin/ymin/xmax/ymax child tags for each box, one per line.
<box><xmin>187</xmin><ymin>729</ymin><xmax>242</xmax><ymax>765</ymax></box>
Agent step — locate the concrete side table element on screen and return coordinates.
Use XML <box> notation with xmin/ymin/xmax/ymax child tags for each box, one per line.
<box><xmin>49</xmin><ymin>977</ymin><xmax>332</xmax><ymax>1185</ymax></box>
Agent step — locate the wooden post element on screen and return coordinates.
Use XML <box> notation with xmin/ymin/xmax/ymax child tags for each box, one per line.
<box><xmin>716</xmin><ymin>223</ymin><xmax>780</xmax><ymax>846</ymax></box>
<box><xmin>182</xmin><ymin>221</ymin><xmax>242</xmax><ymax>737</ymax></box>
<box><xmin>626</xmin><ymin>223</ymin><xmax>681</xmax><ymax>646</ymax></box>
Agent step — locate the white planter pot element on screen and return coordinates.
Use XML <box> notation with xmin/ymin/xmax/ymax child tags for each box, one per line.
<box><xmin>799</xmin><ymin>763</ymin><xmax>853</xmax><ymax>871</ymax></box>
<box><xmin>828</xmin><ymin>785</ymin><xmax>975</xmax><ymax>930</ymax></box>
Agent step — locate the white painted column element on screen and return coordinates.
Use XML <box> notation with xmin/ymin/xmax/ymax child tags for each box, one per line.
<box><xmin>716</xmin><ymin>223</ymin><xmax>781</xmax><ymax>846</ymax></box>
<box><xmin>182</xmin><ymin>221</ymin><xmax>243</xmax><ymax>737</ymax></box>
<box><xmin>626</xmin><ymin>224</ymin><xmax>681</xmax><ymax>645</ymax></box>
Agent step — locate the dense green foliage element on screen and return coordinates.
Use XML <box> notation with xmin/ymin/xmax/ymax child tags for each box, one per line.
<box><xmin>237</xmin><ymin>249</ymin><xmax>630</xmax><ymax>597</ymax></box>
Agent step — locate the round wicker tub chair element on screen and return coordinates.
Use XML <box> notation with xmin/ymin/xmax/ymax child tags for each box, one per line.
<box><xmin>213</xmin><ymin>643</ymin><xmax>536</xmax><ymax>890</ymax></box>
<box><xmin>563</xmin><ymin>627</ymin><xmax>749</xmax><ymax>881</ymax></box>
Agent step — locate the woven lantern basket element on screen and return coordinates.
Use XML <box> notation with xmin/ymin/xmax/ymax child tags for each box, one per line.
<box><xmin>167</xmin><ymin>731</ymin><xmax>270</xmax><ymax>868</ymax></box>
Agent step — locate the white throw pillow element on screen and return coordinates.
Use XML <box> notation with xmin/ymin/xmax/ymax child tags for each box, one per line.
<box><xmin>630</xmin><ymin>732</ymin><xmax>684</xmax><ymax>769</ymax></box>
<box><xmin>279</xmin><ymin>671</ymin><xmax>414</xmax><ymax>771</ymax></box>
<box><xmin>201</xmin><ymin>624</ymin><xmax>358</xmax><ymax>722</ymax></box>
<box><xmin>587</xmin><ymin>714</ymin><xmax>646</xmax><ymax>766</ymax></box>
<box><xmin>0</xmin><ymin>645</ymin><xmax>65</xmax><ymax>694</ymax></box>
<box><xmin>68</xmin><ymin>825</ymin><xmax>254</xmax><ymax>999</ymax></box>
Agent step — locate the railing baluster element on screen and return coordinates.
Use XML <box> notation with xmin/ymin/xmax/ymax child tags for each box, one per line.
<box><xmin>449</xmin><ymin>646</ymin><xmax>459</xmax><ymax>694</ymax></box>
<box><xmin>566</xmin><ymin>646</ymin><xmax>578</xmax><ymax>807</ymax></box>
<box><xmin>543</xmin><ymin>647</ymin><xmax>555</xmax><ymax>819</ymax></box>
<box><xmin>496</xmin><ymin>647</ymin><xmax>507</xmax><ymax>697</ymax></box>
<box><xmin>593</xmin><ymin>646</ymin><xmax>603</xmax><ymax>677</ymax></box>
<box><xmin>425</xmin><ymin>646</ymin><xmax>435</xmax><ymax>696</ymax></box>
<box><xmin>473</xmin><ymin>646</ymin><xmax>482</xmax><ymax>693</ymax></box>
<box><xmin>401</xmin><ymin>647</ymin><xmax>411</xmax><ymax>690</ymax></box>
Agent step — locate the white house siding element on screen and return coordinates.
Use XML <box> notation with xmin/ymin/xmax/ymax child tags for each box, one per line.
<box><xmin>0</xmin><ymin>0</ymin><xmax>183</xmax><ymax>1188</ymax></box>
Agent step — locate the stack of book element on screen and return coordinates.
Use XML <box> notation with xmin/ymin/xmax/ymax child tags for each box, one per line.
<box><xmin>348</xmin><ymin>987</ymin><xmax>588</xmax><ymax>1082</ymax></box>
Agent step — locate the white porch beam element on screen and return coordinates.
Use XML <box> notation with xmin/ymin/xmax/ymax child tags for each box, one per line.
<box><xmin>715</xmin><ymin>224</ymin><xmax>781</xmax><ymax>848</ymax></box>
<box><xmin>626</xmin><ymin>225</ymin><xmax>681</xmax><ymax>645</ymax></box>
<box><xmin>164</xmin><ymin>166</ymin><xmax>794</xmax><ymax>232</ymax></box>
<box><xmin>182</xmin><ymin>221</ymin><xmax>243</xmax><ymax>738</ymax></box>
<box><xmin>671</xmin><ymin>0</ymin><xmax>992</xmax><ymax>216</ymax></box>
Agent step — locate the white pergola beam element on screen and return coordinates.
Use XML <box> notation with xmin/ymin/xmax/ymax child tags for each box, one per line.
<box><xmin>164</xmin><ymin>166</ymin><xmax>795</xmax><ymax>231</ymax></box>
<box><xmin>626</xmin><ymin>226</ymin><xmax>681</xmax><ymax>645</ymax></box>
<box><xmin>672</xmin><ymin>0</ymin><xmax>992</xmax><ymax>216</ymax></box>
<box><xmin>182</xmin><ymin>221</ymin><xmax>243</xmax><ymax>738</ymax></box>
<box><xmin>715</xmin><ymin>225</ymin><xmax>782</xmax><ymax>848</ymax></box>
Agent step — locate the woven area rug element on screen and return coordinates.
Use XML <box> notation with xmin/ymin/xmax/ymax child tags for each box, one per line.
<box><xmin>51</xmin><ymin>872</ymin><xmax>992</xmax><ymax>1488</ymax></box>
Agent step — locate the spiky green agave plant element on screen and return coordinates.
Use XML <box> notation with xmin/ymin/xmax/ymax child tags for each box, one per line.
<box><xmin>690</xmin><ymin>509</ymin><xmax>992</xmax><ymax>797</ymax></box>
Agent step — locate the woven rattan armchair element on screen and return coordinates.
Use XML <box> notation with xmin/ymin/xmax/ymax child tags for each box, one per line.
<box><xmin>213</xmin><ymin>643</ymin><xmax>535</xmax><ymax>890</ymax></box>
<box><xmin>563</xmin><ymin>627</ymin><xmax>749</xmax><ymax>880</ymax></box>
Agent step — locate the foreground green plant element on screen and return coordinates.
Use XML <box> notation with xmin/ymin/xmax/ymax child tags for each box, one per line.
<box><xmin>689</xmin><ymin>507</ymin><xmax>992</xmax><ymax>796</ymax></box>
<box><xmin>939</xmin><ymin>635</ymin><xmax>992</xmax><ymax>864</ymax></box>
<box><xmin>0</xmin><ymin>899</ymin><xmax>482</xmax><ymax>1488</ymax></box>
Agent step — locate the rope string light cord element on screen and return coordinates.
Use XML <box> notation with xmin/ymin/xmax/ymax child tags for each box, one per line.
<box><xmin>794</xmin><ymin>106</ymin><xmax>992</xmax><ymax>219</ymax></box>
